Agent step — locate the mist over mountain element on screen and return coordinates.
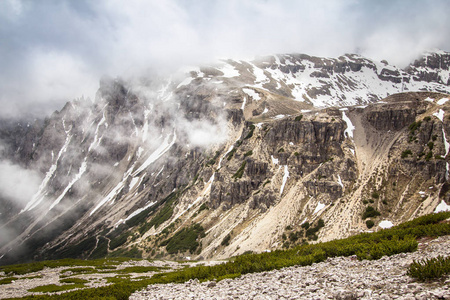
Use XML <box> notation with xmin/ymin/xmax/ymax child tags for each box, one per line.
<box><xmin>0</xmin><ymin>50</ymin><xmax>450</xmax><ymax>265</ymax></box>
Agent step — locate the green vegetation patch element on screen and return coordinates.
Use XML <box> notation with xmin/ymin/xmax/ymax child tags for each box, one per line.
<box><xmin>28</xmin><ymin>283</ymin><xmax>86</xmax><ymax>293</ymax></box>
<box><xmin>116</xmin><ymin>266</ymin><xmax>161</xmax><ymax>274</ymax></box>
<box><xmin>232</xmin><ymin>161</ymin><xmax>247</xmax><ymax>180</ymax></box>
<box><xmin>62</xmin><ymin>267</ymin><xmax>96</xmax><ymax>275</ymax></box>
<box><xmin>366</xmin><ymin>220</ymin><xmax>375</xmax><ymax>229</ymax></box>
<box><xmin>0</xmin><ymin>258</ymin><xmax>132</xmax><ymax>276</ymax></box>
<box><xmin>139</xmin><ymin>191</ymin><xmax>181</xmax><ymax>234</ymax></box>
<box><xmin>362</xmin><ymin>206</ymin><xmax>381</xmax><ymax>219</ymax></box>
<box><xmin>243</xmin><ymin>150</ymin><xmax>253</xmax><ymax>157</ymax></box>
<box><xmin>244</xmin><ymin>124</ymin><xmax>256</xmax><ymax>140</ymax></box>
<box><xmin>0</xmin><ymin>276</ymin><xmax>18</xmax><ymax>285</ymax></box>
<box><xmin>226</xmin><ymin>147</ymin><xmax>238</xmax><ymax>161</ymax></box>
<box><xmin>409</xmin><ymin>121</ymin><xmax>422</xmax><ymax>134</ymax></box>
<box><xmin>59</xmin><ymin>278</ymin><xmax>89</xmax><ymax>284</ymax></box>
<box><xmin>408</xmin><ymin>255</ymin><xmax>450</xmax><ymax>281</ymax></box>
<box><xmin>295</xmin><ymin>115</ymin><xmax>303</xmax><ymax>122</ymax></box>
<box><xmin>164</xmin><ymin>224</ymin><xmax>205</xmax><ymax>254</ymax></box>
<box><xmin>108</xmin><ymin>246</ymin><xmax>143</xmax><ymax>259</ymax></box>
<box><xmin>401</xmin><ymin>149</ymin><xmax>412</xmax><ymax>158</ymax></box>
<box><xmin>221</xmin><ymin>234</ymin><xmax>231</xmax><ymax>246</ymax></box>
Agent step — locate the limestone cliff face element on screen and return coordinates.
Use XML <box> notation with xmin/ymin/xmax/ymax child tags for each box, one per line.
<box><xmin>1</xmin><ymin>51</ymin><xmax>450</xmax><ymax>264</ymax></box>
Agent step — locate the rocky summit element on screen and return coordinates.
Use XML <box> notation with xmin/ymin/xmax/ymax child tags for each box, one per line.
<box><xmin>1</xmin><ymin>51</ymin><xmax>450</xmax><ymax>265</ymax></box>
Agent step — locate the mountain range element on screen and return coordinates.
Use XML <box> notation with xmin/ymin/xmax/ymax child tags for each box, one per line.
<box><xmin>1</xmin><ymin>50</ymin><xmax>450</xmax><ymax>264</ymax></box>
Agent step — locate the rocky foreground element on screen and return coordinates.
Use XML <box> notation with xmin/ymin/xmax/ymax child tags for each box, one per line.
<box><xmin>130</xmin><ymin>236</ymin><xmax>450</xmax><ymax>300</ymax></box>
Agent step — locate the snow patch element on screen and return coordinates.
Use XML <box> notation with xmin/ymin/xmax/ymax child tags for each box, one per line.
<box><xmin>379</xmin><ymin>220</ymin><xmax>394</xmax><ymax>229</ymax></box>
<box><xmin>21</xmin><ymin>133</ymin><xmax>73</xmax><ymax>212</ymax></box>
<box><xmin>433</xmin><ymin>109</ymin><xmax>445</xmax><ymax>122</ymax></box>
<box><xmin>337</xmin><ymin>175</ymin><xmax>344</xmax><ymax>188</ymax></box>
<box><xmin>437</xmin><ymin>98</ymin><xmax>449</xmax><ymax>105</ymax></box>
<box><xmin>262</xmin><ymin>107</ymin><xmax>269</xmax><ymax>114</ymax></box>
<box><xmin>242</xmin><ymin>88</ymin><xmax>261</xmax><ymax>101</ymax></box>
<box><xmin>48</xmin><ymin>159</ymin><xmax>87</xmax><ymax>211</ymax></box>
<box><xmin>241</xmin><ymin>96</ymin><xmax>247</xmax><ymax>110</ymax></box>
<box><xmin>313</xmin><ymin>202</ymin><xmax>325</xmax><ymax>215</ymax></box>
<box><xmin>442</xmin><ymin>128</ymin><xmax>449</xmax><ymax>157</ymax></box>
<box><xmin>177</xmin><ymin>76</ymin><xmax>194</xmax><ymax>89</ymax></box>
<box><xmin>280</xmin><ymin>165</ymin><xmax>289</xmax><ymax>196</ymax></box>
<box><xmin>434</xmin><ymin>200</ymin><xmax>450</xmax><ymax>213</ymax></box>
<box><xmin>219</xmin><ymin>63</ymin><xmax>240</xmax><ymax>78</ymax></box>
<box><xmin>424</xmin><ymin>97</ymin><xmax>435</xmax><ymax>103</ymax></box>
<box><xmin>132</xmin><ymin>131</ymin><xmax>176</xmax><ymax>176</ymax></box>
<box><xmin>342</xmin><ymin>111</ymin><xmax>355</xmax><ymax>139</ymax></box>
<box><xmin>129</xmin><ymin>176</ymin><xmax>141</xmax><ymax>191</ymax></box>
<box><xmin>271</xmin><ymin>155</ymin><xmax>279</xmax><ymax>165</ymax></box>
<box><xmin>125</xmin><ymin>201</ymin><xmax>157</xmax><ymax>222</ymax></box>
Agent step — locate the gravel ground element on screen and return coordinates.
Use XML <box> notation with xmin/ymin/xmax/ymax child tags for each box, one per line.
<box><xmin>130</xmin><ymin>236</ymin><xmax>450</xmax><ymax>300</ymax></box>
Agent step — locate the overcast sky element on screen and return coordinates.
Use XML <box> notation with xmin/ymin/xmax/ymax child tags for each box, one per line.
<box><xmin>1</xmin><ymin>0</ymin><xmax>449</xmax><ymax>118</ymax></box>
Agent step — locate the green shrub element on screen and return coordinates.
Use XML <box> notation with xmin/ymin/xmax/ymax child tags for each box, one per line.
<box><xmin>221</xmin><ymin>234</ymin><xmax>231</xmax><ymax>246</ymax></box>
<box><xmin>232</xmin><ymin>161</ymin><xmax>247</xmax><ymax>179</ymax></box>
<box><xmin>226</xmin><ymin>148</ymin><xmax>237</xmax><ymax>161</ymax></box>
<box><xmin>366</xmin><ymin>220</ymin><xmax>375</xmax><ymax>229</ymax></box>
<box><xmin>408</xmin><ymin>256</ymin><xmax>450</xmax><ymax>281</ymax></box>
<box><xmin>295</xmin><ymin>115</ymin><xmax>303</xmax><ymax>121</ymax></box>
<box><xmin>401</xmin><ymin>149</ymin><xmax>412</xmax><ymax>158</ymax></box>
<box><xmin>60</xmin><ymin>278</ymin><xmax>89</xmax><ymax>284</ymax></box>
<box><xmin>197</xmin><ymin>203</ymin><xmax>209</xmax><ymax>213</ymax></box>
<box><xmin>427</xmin><ymin>142</ymin><xmax>434</xmax><ymax>150</ymax></box>
<box><xmin>278</xmin><ymin>148</ymin><xmax>285</xmax><ymax>153</ymax></box>
<box><xmin>424</xmin><ymin>116</ymin><xmax>431</xmax><ymax>122</ymax></box>
<box><xmin>362</xmin><ymin>206</ymin><xmax>381</xmax><ymax>219</ymax></box>
<box><xmin>244</xmin><ymin>124</ymin><xmax>256</xmax><ymax>140</ymax></box>
<box><xmin>425</xmin><ymin>151</ymin><xmax>433</xmax><ymax>161</ymax></box>
<box><xmin>409</xmin><ymin>121</ymin><xmax>422</xmax><ymax>134</ymax></box>
<box><xmin>243</xmin><ymin>150</ymin><xmax>253</xmax><ymax>157</ymax></box>
<box><xmin>371</xmin><ymin>192</ymin><xmax>380</xmax><ymax>199</ymax></box>
<box><xmin>289</xmin><ymin>232</ymin><xmax>300</xmax><ymax>242</ymax></box>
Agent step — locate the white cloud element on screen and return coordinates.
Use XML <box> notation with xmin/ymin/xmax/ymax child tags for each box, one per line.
<box><xmin>0</xmin><ymin>160</ymin><xmax>41</xmax><ymax>208</ymax></box>
<box><xmin>0</xmin><ymin>0</ymin><xmax>450</xmax><ymax>117</ymax></box>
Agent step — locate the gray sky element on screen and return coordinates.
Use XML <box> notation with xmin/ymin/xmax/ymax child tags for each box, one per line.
<box><xmin>1</xmin><ymin>0</ymin><xmax>449</xmax><ymax>118</ymax></box>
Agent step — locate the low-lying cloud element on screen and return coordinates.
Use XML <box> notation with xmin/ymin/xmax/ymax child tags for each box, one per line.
<box><xmin>1</xmin><ymin>0</ymin><xmax>450</xmax><ymax>118</ymax></box>
<box><xmin>0</xmin><ymin>160</ymin><xmax>42</xmax><ymax>208</ymax></box>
